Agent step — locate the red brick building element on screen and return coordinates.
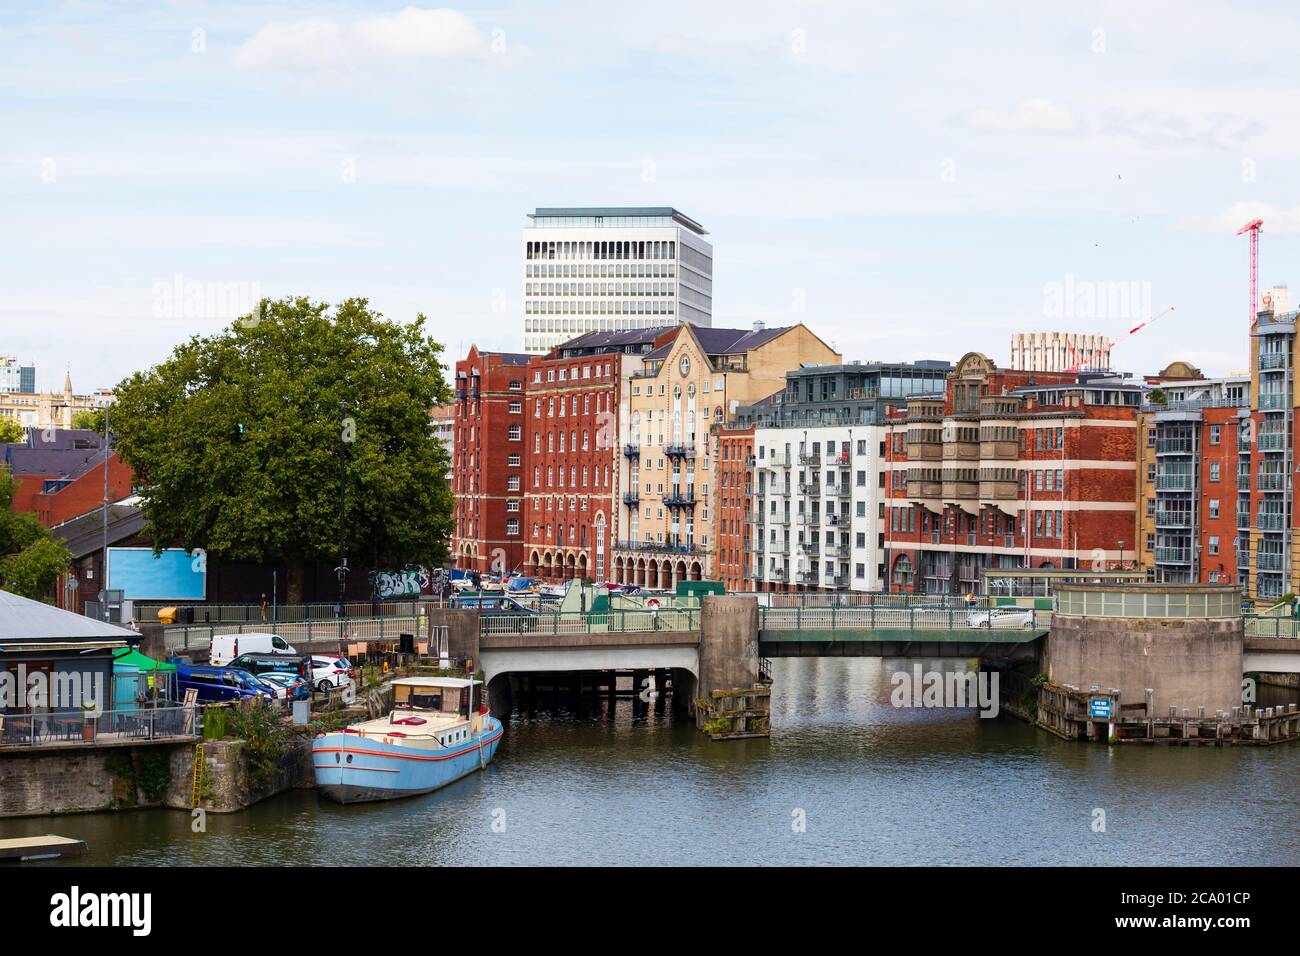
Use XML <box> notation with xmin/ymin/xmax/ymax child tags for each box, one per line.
<box><xmin>715</xmin><ymin>425</ymin><xmax>754</xmax><ymax>591</ymax></box>
<box><xmin>522</xmin><ymin>327</ymin><xmax>673</xmax><ymax>583</ymax></box>
<box><xmin>2</xmin><ymin>429</ymin><xmax>134</xmax><ymax>526</ymax></box>
<box><xmin>882</xmin><ymin>352</ymin><xmax>1140</xmax><ymax>594</ymax></box>
<box><xmin>450</xmin><ymin>347</ymin><xmax>530</xmax><ymax>576</ymax></box>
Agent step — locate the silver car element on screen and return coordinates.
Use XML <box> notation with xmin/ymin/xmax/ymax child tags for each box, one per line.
<box><xmin>966</xmin><ymin>606</ymin><xmax>1036</xmax><ymax>629</ymax></box>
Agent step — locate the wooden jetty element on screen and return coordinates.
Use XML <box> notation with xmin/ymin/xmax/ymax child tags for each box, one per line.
<box><xmin>0</xmin><ymin>835</ymin><xmax>87</xmax><ymax>862</ymax></box>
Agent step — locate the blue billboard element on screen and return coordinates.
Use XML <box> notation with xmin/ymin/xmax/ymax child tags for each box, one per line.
<box><xmin>106</xmin><ymin>548</ymin><xmax>207</xmax><ymax>601</ymax></box>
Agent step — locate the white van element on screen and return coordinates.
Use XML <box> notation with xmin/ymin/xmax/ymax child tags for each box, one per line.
<box><xmin>209</xmin><ymin>632</ymin><xmax>297</xmax><ymax>666</ymax></box>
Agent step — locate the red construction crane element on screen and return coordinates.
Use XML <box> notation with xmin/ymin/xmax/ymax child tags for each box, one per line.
<box><xmin>1238</xmin><ymin>218</ymin><xmax>1263</xmax><ymax>326</ymax></box>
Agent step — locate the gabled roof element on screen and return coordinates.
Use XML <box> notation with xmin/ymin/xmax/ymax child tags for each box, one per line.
<box><xmin>555</xmin><ymin>326</ymin><xmax>677</xmax><ymax>352</ymax></box>
<box><xmin>0</xmin><ymin>589</ymin><xmax>137</xmax><ymax>643</ymax></box>
<box><xmin>51</xmin><ymin>501</ymin><xmax>146</xmax><ymax>560</ymax></box>
<box><xmin>643</xmin><ymin>324</ymin><xmax>795</xmax><ymax>361</ymax></box>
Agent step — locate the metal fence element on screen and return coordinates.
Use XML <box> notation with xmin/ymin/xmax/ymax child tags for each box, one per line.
<box><xmin>164</xmin><ymin>615</ymin><xmax>423</xmax><ymax>652</ymax></box>
<box><xmin>480</xmin><ymin>609</ymin><xmax>700</xmax><ymax>636</ymax></box>
<box><xmin>759</xmin><ymin>606</ymin><xmax>1050</xmax><ymax>632</ymax></box>
<box><xmin>1244</xmin><ymin>616</ymin><xmax>1300</xmax><ymax>639</ymax></box>
<box><xmin>136</xmin><ymin>599</ymin><xmax>425</xmax><ymax>625</ymax></box>
<box><xmin>0</xmin><ymin>706</ymin><xmax>199</xmax><ymax>747</ymax></box>
<box><xmin>732</xmin><ymin>591</ymin><xmax>972</xmax><ymax>609</ymax></box>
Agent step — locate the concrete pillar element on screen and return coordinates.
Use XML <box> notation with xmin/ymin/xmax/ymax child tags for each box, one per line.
<box><xmin>698</xmin><ymin>594</ymin><xmax>759</xmax><ymax>698</ymax></box>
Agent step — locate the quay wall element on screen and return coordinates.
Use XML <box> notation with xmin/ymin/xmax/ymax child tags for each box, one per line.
<box><xmin>1045</xmin><ymin>615</ymin><xmax>1243</xmax><ymax>716</ymax></box>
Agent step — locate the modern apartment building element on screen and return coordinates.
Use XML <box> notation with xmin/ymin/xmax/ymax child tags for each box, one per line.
<box><xmin>1248</xmin><ymin>300</ymin><xmax>1297</xmax><ymax>601</ymax></box>
<box><xmin>1134</xmin><ymin>366</ymin><xmax>1249</xmax><ymax>590</ymax></box>
<box><xmin>610</xmin><ymin>323</ymin><xmax>838</xmax><ymax>588</ymax></box>
<box><xmin>450</xmin><ymin>347</ymin><xmax>531</xmax><ymax>576</ymax></box>
<box><xmin>521</xmin><ymin>207</ymin><xmax>713</xmax><ymax>354</ymax></box>
<box><xmin>882</xmin><ymin>352</ymin><xmax>1140</xmax><ymax>595</ymax></box>
<box><xmin>521</xmin><ymin>327</ymin><xmax>672</xmax><ymax>584</ymax></box>
<box><xmin>744</xmin><ymin>360</ymin><xmax>953</xmax><ymax>591</ymax></box>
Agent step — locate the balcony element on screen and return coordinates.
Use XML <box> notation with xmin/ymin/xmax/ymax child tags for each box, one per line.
<box><xmin>797</xmin><ymin>513</ymin><xmax>818</xmax><ymax>526</ymax></box>
<box><xmin>1236</xmin><ymin>510</ymin><xmax>1251</xmax><ymax>530</ymax></box>
<box><xmin>665</xmin><ymin>443</ymin><xmax>696</xmax><ymax>459</ymax></box>
<box><xmin>826</xmin><ymin>514</ymin><xmax>842</xmax><ymax>527</ymax></box>
<box><xmin>771</xmin><ymin>568</ymin><xmax>789</xmax><ymax>582</ymax></box>
<box><xmin>799</xmin><ymin>482</ymin><xmax>821</xmax><ymax>495</ymax></box>
<box><xmin>1258</xmin><ymin>473</ymin><xmax>1287</xmax><ymax>492</ymax></box>
<box><xmin>622</xmin><ymin>491</ymin><xmax>640</xmax><ymax>507</ymax></box>
<box><xmin>623</xmin><ymin>443</ymin><xmax>640</xmax><ymax>458</ymax></box>
<box><xmin>804</xmin><ymin>540</ymin><xmax>820</xmax><ymax>555</ymax></box>
<box><xmin>829</xmin><ymin>543</ymin><xmax>850</xmax><ymax>560</ymax></box>
<box><xmin>663</xmin><ymin>489</ymin><xmax>698</xmax><ymax>507</ymax></box>
<box><xmin>829</xmin><ymin>485</ymin><xmax>852</xmax><ymax>499</ymax></box>
<box><xmin>1155</xmin><ymin>473</ymin><xmax>1195</xmax><ymax>491</ymax></box>
<box><xmin>799</xmin><ymin>452</ymin><xmax>821</xmax><ymax>466</ymax></box>
<box><xmin>746</xmin><ymin>513</ymin><xmax>766</xmax><ymax>525</ymax></box>
<box><xmin>1257</xmin><ymin>513</ymin><xmax>1286</xmax><ymax>531</ymax></box>
<box><xmin>1154</xmin><ymin>510</ymin><xmax>1193</xmax><ymax>528</ymax></box>
<box><xmin>1257</xmin><ymin>552</ymin><xmax>1285</xmax><ymax>572</ymax></box>
<box><xmin>1155</xmin><ymin>547</ymin><xmax>1193</xmax><ymax>564</ymax></box>
<box><xmin>1259</xmin><ymin>393</ymin><xmax>1290</xmax><ymax>411</ymax></box>
<box><xmin>1259</xmin><ymin>352</ymin><xmax>1289</xmax><ymax>370</ymax></box>
<box><xmin>825</xmin><ymin>452</ymin><xmax>851</xmax><ymax>467</ymax></box>
<box><xmin>1156</xmin><ymin>438</ymin><xmax>1195</xmax><ymax>455</ymax></box>
<box><xmin>764</xmin><ymin>452</ymin><xmax>790</xmax><ymax>468</ymax></box>
<box><xmin>1258</xmin><ymin>431</ymin><xmax>1287</xmax><ymax>451</ymax></box>
<box><xmin>796</xmin><ymin>570</ymin><xmax>816</xmax><ymax>584</ymax></box>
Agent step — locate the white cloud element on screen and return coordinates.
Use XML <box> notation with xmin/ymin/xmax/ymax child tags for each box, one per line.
<box><xmin>234</xmin><ymin>7</ymin><xmax>486</xmax><ymax>81</ymax></box>
<box><xmin>961</xmin><ymin>98</ymin><xmax>1077</xmax><ymax>135</ymax></box>
<box><xmin>1178</xmin><ymin>202</ymin><xmax>1300</xmax><ymax>237</ymax></box>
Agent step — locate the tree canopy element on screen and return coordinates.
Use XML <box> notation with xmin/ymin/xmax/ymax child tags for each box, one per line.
<box><xmin>71</xmin><ymin>408</ymin><xmax>106</xmax><ymax>433</ymax></box>
<box><xmin>0</xmin><ymin>466</ymin><xmax>71</xmax><ymax>600</ymax></box>
<box><xmin>0</xmin><ymin>418</ymin><xmax>24</xmax><ymax>443</ymax></box>
<box><xmin>110</xmin><ymin>297</ymin><xmax>455</xmax><ymax>601</ymax></box>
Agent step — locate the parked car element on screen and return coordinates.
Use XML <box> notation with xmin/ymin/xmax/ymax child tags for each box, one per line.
<box><xmin>257</xmin><ymin>672</ymin><xmax>310</xmax><ymax>701</ymax></box>
<box><xmin>226</xmin><ymin>652</ymin><xmax>310</xmax><ymax>680</ymax></box>
<box><xmin>966</xmin><ymin>606</ymin><xmax>1037</xmax><ymax>629</ymax></box>
<box><xmin>177</xmin><ymin>664</ymin><xmax>277</xmax><ymax>703</ymax></box>
<box><xmin>209</xmin><ymin>632</ymin><xmax>297</xmax><ymax>666</ymax></box>
<box><xmin>310</xmin><ymin>656</ymin><xmax>356</xmax><ymax>694</ymax></box>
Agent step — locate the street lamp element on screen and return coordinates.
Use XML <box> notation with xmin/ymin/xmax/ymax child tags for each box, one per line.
<box><xmin>335</xmin><ymin>399</ymin><xmax>349</xmax><ymax>633</ymax></box>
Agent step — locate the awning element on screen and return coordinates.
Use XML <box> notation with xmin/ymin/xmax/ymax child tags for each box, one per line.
<box><xmin>112</xmin><ymin>648</ymin><xmax>177</xmax><ymax>672</ymax></box>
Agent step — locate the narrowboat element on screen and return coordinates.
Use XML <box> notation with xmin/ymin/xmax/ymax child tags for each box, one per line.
<box><xmin>313</xmin><ymin>677</ymin><xmax>503</xmax><ymax>804</ymax></box>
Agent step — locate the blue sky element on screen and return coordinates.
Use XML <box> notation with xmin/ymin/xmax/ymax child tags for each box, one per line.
<box><xmin>3</xmin><ymin>0</ymin><xmax>1299</xmax><ymax>392</ymax></box>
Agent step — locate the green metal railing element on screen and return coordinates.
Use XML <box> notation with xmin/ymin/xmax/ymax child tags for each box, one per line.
<box><xmin>758</xmin><ymin>606</ymin><xmax>1049</xmax><ymax>632</ymax></box>
<box><xmin>480</xmin><ymin>609</ymin><xmax>700</xmax><ymax>636</ymax></box>
<box><xmin>1244</xmin><ymin>615</ymin><xmax>1300</xmax><ymax>639</ymax></box>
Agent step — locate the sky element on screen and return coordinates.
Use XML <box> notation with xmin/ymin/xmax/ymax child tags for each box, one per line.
<box><xmin>3</xmin><ymin>0</ymin><xmax>1300</xmax><ymax>393</ymax></box>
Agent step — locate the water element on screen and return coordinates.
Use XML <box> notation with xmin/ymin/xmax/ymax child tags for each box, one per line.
<box><xmin>4</xmin><ymin>658</ymin><xmax>1298</xmax><ymax>866</ymax></box>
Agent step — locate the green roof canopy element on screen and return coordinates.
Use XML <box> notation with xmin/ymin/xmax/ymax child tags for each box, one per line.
<box><xmin>112</xmin><ymin>647</ymin><xmax>176</xmax><ymax>673</ymax></box>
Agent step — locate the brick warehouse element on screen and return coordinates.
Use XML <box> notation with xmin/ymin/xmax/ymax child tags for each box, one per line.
<box><xmin>715</xmin><ymin>425</ymin><xmax>754</xmax><ymax>592</ymax></box>
<box><xmin>881</xmin><ymin>352</ymin><xmax>1140</xmax><ymax>595</ymax></box>
<box><xmin>450</xmin><ymin>346</ymin><xmax>531</xmax><ymax>576</ymax></box>
<box><xmin>522</xmin><ymin>328</ymin><xmax>675</xmax><ymax>582</ymax></box>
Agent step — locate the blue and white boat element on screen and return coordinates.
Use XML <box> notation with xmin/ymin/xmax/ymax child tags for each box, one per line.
<box><xmin>313</xmin><ymin>677</ymin><xmax>503</xmax><ymax>804</ymax></box>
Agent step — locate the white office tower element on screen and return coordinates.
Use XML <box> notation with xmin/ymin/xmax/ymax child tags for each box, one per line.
<box><xmin>522</xmin><ymin>207</ymin><xmax>713</xmax><ymax>354</ymax></box>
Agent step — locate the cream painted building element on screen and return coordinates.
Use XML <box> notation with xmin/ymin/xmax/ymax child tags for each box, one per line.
<box><xmin>611</xmin><ymin>322</ymin><xmax>839</xmax><ymax>588</ymax></box>
<box><xmin>0</xmin><ymin>370</ymin><xmax>100</xmax><ymax>432</ymax></box>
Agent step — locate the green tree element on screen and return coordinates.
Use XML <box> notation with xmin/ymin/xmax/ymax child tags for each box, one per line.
<box><xmin>110</xmin><ymin>297</ymin><xmax>454</xmax><ymax>603</ymax></box>
<box><xmin>71</xmin><ymin>408</ymin><xmax>106</xmax><ymax>433</ymax></box>
<box><xmin>0</xmin><ymin>466</ymin><xmax>71</xmax><ymax>601</ymax></box>
<box><xmin>0</xmin><ymin>419</ymin><xmax>24</xmax><ymax>443</ymax></box>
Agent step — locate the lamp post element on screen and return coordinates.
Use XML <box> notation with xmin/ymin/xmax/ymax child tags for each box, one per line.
<box><xmin>335</xmin><ymin>400</ymin><xmax>349</xmax><ymax>638</ymax></box>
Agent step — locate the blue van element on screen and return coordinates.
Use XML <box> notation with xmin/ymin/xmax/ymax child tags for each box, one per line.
<box><xmin>177</xmin><ymin>664</ymin><xmax>276</xmax><ymax>703</ymax></box>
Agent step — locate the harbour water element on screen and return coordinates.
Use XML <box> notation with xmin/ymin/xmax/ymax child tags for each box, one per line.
<box><xmin>5</xmin><ymin>657</ymin><xmax>1298</xmax><ymax>866</ymax></box>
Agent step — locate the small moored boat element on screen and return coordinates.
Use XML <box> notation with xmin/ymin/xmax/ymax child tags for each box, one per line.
<box><xmin>313</xmin><ymin>677</ymin><xmax>503</xmax><ymax>804</ymax></box>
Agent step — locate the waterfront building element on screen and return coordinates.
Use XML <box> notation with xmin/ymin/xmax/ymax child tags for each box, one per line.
<box><xmin>715</xmin><ymin>425</ymin><xmax>754</xmax><ymax>592</ymax></box>
<box><xmin>521</xmin><ymin>207</ymin><xmax>713</xmax><ymax>355</ymax></box>
<box><xmin>744</xmin><ymin>360</ymin><xmax>953</xmax><ymax>592</ymax></box>
<box><xmin>522</xmin><ymin>327</ymin><xmax>672</xmax><ymax>583</ymax></box>
<box><xmin>1247</xmin><ymin>296</ymin><xmax>1298</xmax><ymax>601</ymax></box>
<box><xmin>610</xmin><ymin>323</ymin><xmax>839</xmax><ymax>588</ymax></box>
<box><xmin>882</xmin><ymin>352</ymin><xmax>1140</xmax><ymax>595</ymax></box>
<box><xmin>1133</xmin><ymin>365</ymin><xmax>1250</xmax><ymax>589</ymax></box>
<box><xmin>450</xmin><ymin>346</ymin><xmax>531</xmax><ymax>576</ymax></box>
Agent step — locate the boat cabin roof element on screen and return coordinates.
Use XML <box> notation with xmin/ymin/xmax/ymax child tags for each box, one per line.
<box><xmin>393</xmin><ymin>676</ymin><xmax>480</xmax><ymax>689</ymax></box>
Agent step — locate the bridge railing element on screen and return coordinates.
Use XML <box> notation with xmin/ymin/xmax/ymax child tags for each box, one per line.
<box><xmin>1244</xmin><ymin>615</ymin><xmax>1300</xmax><ymax>639</ymax></box>
<box><xmin>738</xmin><ymin>591</ymin><xmax>972</xmax><ymax>609</ymax></box>
<box><xmin>759</xmin><ymin>606</ymin><xmax>1050</xmax><ymax>632</ymax></box>
<box><xmin>480</xmin><ymin>609</ymin><xmax>700</xmax><ymax>636</ymax></box>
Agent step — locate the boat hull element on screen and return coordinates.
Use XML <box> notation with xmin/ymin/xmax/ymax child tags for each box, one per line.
<box><xmin>313</xmin><ymin>717</ymin><xmax>504</xmax><ymax>804</ymax></box>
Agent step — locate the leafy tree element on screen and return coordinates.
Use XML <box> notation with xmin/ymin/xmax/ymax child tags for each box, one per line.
<box><xmin>0</xmin><ymin>419</ymin><xmax>23</xmax><ymax>443</ymax></box>
<box><xmin>71</xmin><ymin>408</ymin><xmax>107</xmax><ymax>433</ymax></box>
<box><xmin>0</xmin><ymin>465</ymin><xmax>71</xmax><ymax>601</ymax></box>
<box><xmin>110</xmin><ymin>297</ymin><xmax>454</xmax><ymax>603</ymax></box>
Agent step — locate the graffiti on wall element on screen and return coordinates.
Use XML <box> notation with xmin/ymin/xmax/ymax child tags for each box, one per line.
<box><xmin>369</xmin><ymin>565</ymin><xmax>435</xmax><ymax>599</ymax></box>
